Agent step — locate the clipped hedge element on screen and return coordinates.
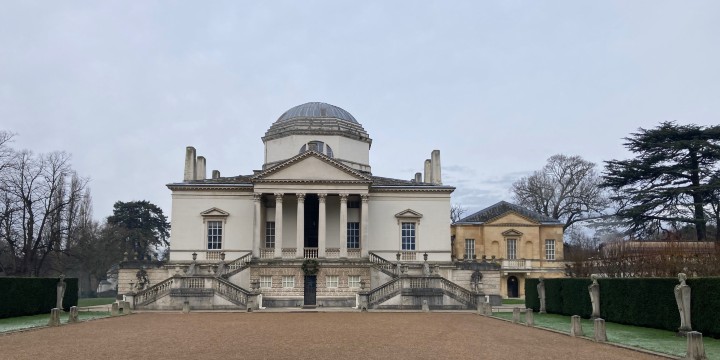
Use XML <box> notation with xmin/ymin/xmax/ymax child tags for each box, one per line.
<box><xmin>525</xmin><ymin>278</ymin><xmax>539</xmax><ymax>310</ymax></box>
<box><xmin>687</xmin><ymin>278</ymin><xmax>720</xmax><ymax>339</ymax></box>
<box><xmin>0</xmin><ymin>277</ymin><xmax>78</xmax><ymax>319</ymax></box>
<box><xmin>524</xmin><ymin>276</ymin><xmax>720</xmax><ymax>339</ymax></box>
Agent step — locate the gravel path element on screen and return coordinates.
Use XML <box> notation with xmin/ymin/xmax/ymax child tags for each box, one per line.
<box><xmin>0</xmin><ymin>312</ymin><xmax>666</xmax><ymax>360</ymax></box>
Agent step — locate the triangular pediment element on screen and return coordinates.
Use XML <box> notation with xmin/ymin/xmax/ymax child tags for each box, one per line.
<box><xmin>486</xmin><ymin>212</ymin><xmax>539</xmax><ymax>225</ymax></box>
<box><xmin>254</xmin><ymin>151</ymin><xmax>371</xmax><ymax>182</ymax></box>
<box><xmin>200</xmin><ymin>207</ymin><xmax>230</xmax><ymax>217</ymax></box>
<box><xmin>395</xmin><ymin>209</ymin><xmax>423</xmax><ymax>219</ymax></box>
<box><xmin>502</xmin><ymin>229</ymin><xmax>524</xmax><ymax>237</ymax></box>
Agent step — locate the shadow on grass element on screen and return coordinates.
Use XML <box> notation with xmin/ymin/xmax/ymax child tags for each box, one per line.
<box><xmin>493</xmin><ymin>312</ymin><xmax>719</xmax><ymax>360</ymax></box>
<box><xmin>0</xmin><ymin>311</ymin><xmax>111</xmax><ymax>333</ymax></box>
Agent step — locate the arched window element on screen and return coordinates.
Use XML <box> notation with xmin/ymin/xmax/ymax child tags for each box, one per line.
<box><xmin>298</xmin><ymin>141</ymin><xmax>334</xmax><ymax>158</ymax></box>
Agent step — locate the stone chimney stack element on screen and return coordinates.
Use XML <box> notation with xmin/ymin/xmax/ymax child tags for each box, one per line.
<box><xmin>196</xmin><ymin>156</ymin><xmax>206</xmax><ymax>180</ymax></box>
<box><xmin>184</xmin><ymin>146</ymin><xmax>196</xmax><ymax>181</ymax></box>
<box><xmin>212</xmin><ymin>170</ymin><xmax>220</xmax><ymax>179</ymax></box>
<box><xmin>431</xmin><ymin>150</ymin><xmax>442</xmax><ymax>185</ymax></box>
<box><xmin>424</xmin><ymin>159</ymin><xmax>432</xmax><ymax>184</ymax></box>
<box><xmin>414</xmin><ymin>172</ymin><xmax>422</xmax><ymax>183</ymax></box>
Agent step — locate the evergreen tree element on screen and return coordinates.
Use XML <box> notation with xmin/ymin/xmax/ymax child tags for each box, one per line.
<box><xmin>602</xmin><ymin>122</ymin><xmax>720</xmax><ymax>241</ymax></box>
<box><xmin>107</xmin><ymin>200</ymin><xmax>170</xmax><ymax>260</ymax></box>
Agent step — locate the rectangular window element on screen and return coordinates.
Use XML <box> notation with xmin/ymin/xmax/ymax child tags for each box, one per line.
<box><xmin>265</xmin><ymin>221</ymin><xmax>275</xmax><ymax>248</ymax></box>
<box><xmin>260</xmin><ymin>276</ymin><xmax>272</xmax><ymax>289</ymax></box>
<box><xmin>507</xmin><ymin>239</ymin><xmax>517</xmax><ymax>260</ymax></box>
<box><xmin>282</xmin><ymin>276</ymin><xmax>295</xmax><ymax>288</ymax></box>
<box><xmin>401</xmin><ymin>222</ymin><xmax>416</xmax><ymax>251</ymax></box>
<box><xmin>464</xmin><ymin>239</ymin><xmax>475</xmax><ymax>260</ymax></box>
<box><xmin>326</xmin><ymin>275</ymin><xmax>339</xmax><ymax>288</ymax></box>
<box><xmin>545</xmin><ymin>239</ymin><xmax>556</xmax><ymax>260</ymax></box>
<box><xmin>207</xmin><ymin>221</ymin><xmax>222</xmax><ymax>250</ymax></box>
<box><xmin>347</xmin><ymin>222</ymin><xmax>360</xmax><ymax>249</ymax></box>
<box><xmin>348</xmin><ymin>275</ymin><xmax>361</xmax><ymax>288</ymax></box>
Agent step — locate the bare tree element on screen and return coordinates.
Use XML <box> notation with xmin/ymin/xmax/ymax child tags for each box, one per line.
<box><xmin>511</xmin><ymin>154</ymin><xmax>610</xmax><ymax>230</ymax></box>
<box><xmin>450</xmin><ymin>204</ymin><xmax>467</xmax><ymax>223</ymax></box>
<box><xmin>0</xmin><ymin>149</ymin><xmax>87</xmax><ymax>276</ymax></box>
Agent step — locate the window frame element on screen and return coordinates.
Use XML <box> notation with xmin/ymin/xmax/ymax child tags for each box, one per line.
<box><xmin>259</xmin><ymin>276</ymin><xmax>272</xmax><ymax>289</ymax></box>
<box><xmin>545</xmin><ymin>239</ymin><xmax>556</xmax><ymax>260</ymax></box>
<box><xmin>265</xmin><ymin>221</ymin><xmax>276</xmax><ymax>248</ymax></box>
<box><xmin>207</xmin><ymin>220</ymin><xmax>223</xmax><ymax>250</ymax></box>
<box><xmin>401</xmin><ymin>222</ymin><xmax>416</xmax><ymax>251</ymax></box>
<box><xmin>348</xmin><ymin>275</ymin><xmax>361</xmax><ymax>289</ymax></box>
<box><xmin>464</xmin><ymin>239</ymin><xmax>475</xmax><ymax>260</ymax></box>
<box><xmin>347</xmin><ymin>222</ymin><xmax>360</xmax><ymax>249</ymax></box>
<box><xmin>326</xmin><ymin>275</ymin><xmax>339</xmax><ymax>288</ymax></box>
<box><xmin>282</xmin><ymin>275</ymin><xmax>295</xmax><ymax>288</ymax></box>
<box><xmin>507</xmin><ymin>238</ymin><xmax>517</xmax><ymax>260</ymax></box>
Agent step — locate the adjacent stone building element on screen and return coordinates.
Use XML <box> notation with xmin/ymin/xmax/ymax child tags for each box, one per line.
<box><xmin>451</xmin><ymin>201</ymin><xmax>565</xmax><ymax>298</ymax></box>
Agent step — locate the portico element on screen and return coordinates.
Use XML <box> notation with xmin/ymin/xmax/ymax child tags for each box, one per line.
<box><xmin>252</xmin><ymin>191</ymin><xmax>369</xmax><ymax>260</ymax></box>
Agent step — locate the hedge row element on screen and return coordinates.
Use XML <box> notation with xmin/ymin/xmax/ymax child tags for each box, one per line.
<box><xmin>0</xmin><ymin>277</ymin><xmax>78</xmax><ymax>319</ymax></box>
<box><xmin>524</xmin><ymin>277</ymin><xmax>720</xmax><ymax>339</ymax></box>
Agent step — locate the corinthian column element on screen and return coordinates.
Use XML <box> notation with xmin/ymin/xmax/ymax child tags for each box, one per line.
<box><xmin>339</xmin><ymin>194</ymin><xmax>348</xmax><ymax>258</ymax></box>
<box><xmin>360</xmin><ymin>194</ymin><xmax>369</xmax><ymax>257</ymax></box>
<box><xmin>318</xmin><ymin>193</ymin><xmax>327</xmax><ymax>258</ymax></box>
<box><xmin>296</xmin><ymin>193</ymin><xmax>305</xmax><ymax>258</ymax></box>
<box><xmin>252</xmin><ymin>193</ymin><xmax>262</xmax><ymax>258</ymax></box>
<box><xmin>274</xmin><ymin>193</ymin><xmax>283</xmax><ymax>259</ymax></box>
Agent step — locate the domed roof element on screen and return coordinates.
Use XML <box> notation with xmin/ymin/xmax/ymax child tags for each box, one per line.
<box><xmin>277</xmin><ymin>102</ymin><xmax>358</xmax><ymax>124</ymax></box>
<box><xmin>263</xmin><ymin>102</ymin><xmax>371</xmax><ymax>144</ymax></box>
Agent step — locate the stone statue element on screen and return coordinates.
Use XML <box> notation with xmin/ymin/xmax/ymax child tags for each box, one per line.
<box><xmin>470</xmin><ymin>270</ymin><xmax>482</xmax><ymax>293</ymax></box>
<box><xmin>588</xmin><ymin>274</ymin><xmax>600</xmax><ymax>318</ymax></box>
<box><xmin>56</xmin><ymin>275</ymin><xmax>66</xmax><ymax>310</ymax></box>
<box><xmin>674</xmin><ymin>272</ymin><xmax>692</xmax><ymax>334</ymax></box>
<box><xmin>537</xmin><ymin>277</ymin><xmax>546</xmax><ymax>314</ymax></box>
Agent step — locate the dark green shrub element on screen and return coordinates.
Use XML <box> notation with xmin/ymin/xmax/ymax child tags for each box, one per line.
<box><xmin>524</xmin><ymin>278</ymin><xmax>539</xmax><ymax>311</ymax></box>
<box><xmin>544</xmin><ymin>279</ymin><xmax>563</xmax><ymax>314</ymax></box>
<box><xmin>537</xmin><ymin>277</ymin><xmax>720</xmax><ymax>338</ymax></box>
<box><xmin>688</xmin><ymin>278</ymin><xmax>720</xmax><ymax>339</ymax></box>
<box><xmin>0</xmin><ymin>277</ymin><xmax>78</xmax><ymax>319</ymax></box>
<box><xmin>559</xmin><ymin>278</ymin><xmax>592</xmax><ymax>318</ymax></box>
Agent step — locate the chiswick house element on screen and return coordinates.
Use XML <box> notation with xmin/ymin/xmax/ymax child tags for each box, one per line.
<box><xmin>119</xmin><ymin>102</ymin><xmax>565</xmax><ymax>310</ymax></box>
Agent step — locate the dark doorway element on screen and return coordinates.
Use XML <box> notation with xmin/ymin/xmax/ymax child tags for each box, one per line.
<box><xmin>304</xmin><ymin>194</ymin><xmax>319</xmax><ymax>248</ymax></box>
<box><xmin>507</xmin><ymin>276</ymin><xmax>519</xmax><ymax>298</ymax></box>
<box><xmin>304</xmin><ymin>275</ymin><xmax>317</xmax><ymax>306</ymax></box>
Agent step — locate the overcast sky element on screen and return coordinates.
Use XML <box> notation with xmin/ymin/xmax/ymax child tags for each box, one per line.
<box><xmin>2</xmin><ymin>1</ymin><xmax>719</xmax><ymax>220</ymax></box>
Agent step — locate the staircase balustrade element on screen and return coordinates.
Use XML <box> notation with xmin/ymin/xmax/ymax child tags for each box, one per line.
<box><xmin>224</xmin><ymin>252</ymin><xmax>253</xmax><ymax>277</ymax></box>
<box><xmin>367</xmin><ymin>277</ymin><xmax>402</xmax><ymax>306</ymax></box>
<box><xmin>368</xmin><ymin>252</ymin><xmax>398</xmax><ymax>277</ymax></box>
<box><xmin>212</xmin><ymin>277</ymin><xmax>250</xmax><ymax>306</ymax></box>
<box><xmin>134</xmin><ymin>277</ymin><xmax>174</xmax><ymax>307</ymax></box>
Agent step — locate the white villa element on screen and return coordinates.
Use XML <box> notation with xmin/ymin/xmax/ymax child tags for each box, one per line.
<box><xmin>122</xmin><ymin>102</ymin><xmax>501</xmax><ymax>310</ymax></box>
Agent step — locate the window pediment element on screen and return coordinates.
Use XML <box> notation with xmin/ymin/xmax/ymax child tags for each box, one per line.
<box><xmin>502</xmin><ymin>229</ymin><xmax>523</xmax><ymax>237</ymax></box>
<box><xmin>200</xmin><ymin>207</ymin><xmax>230</xmax><ymax>217</ymax></box>
<box><xmin>395</xmin><ymin>209</ymin><xmax>423</xmax><ymax>219</ymax></box>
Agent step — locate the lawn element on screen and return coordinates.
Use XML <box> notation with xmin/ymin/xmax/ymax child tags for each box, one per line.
<box><xmin>493</xmin><ymin>312</ymin><xmax>720</xmax><ymax>360</ymax></box>
<box><xmin>77</xmin><ymin>297</ymin><xmax>116</xmax><ymax>307</ymax></box>
<box><xmin>0</xmin><ymin>311</ymin><xmax>111</xmax><ymax>333</ymax></box>
<box><xmin>501</xmin><ymin>298</ymin><xmax>526</xmax><ymax>305</ymax></box>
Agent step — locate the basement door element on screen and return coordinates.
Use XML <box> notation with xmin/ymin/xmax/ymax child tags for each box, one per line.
<box><xmin>304</xmin><ymin>275</ymin><xmax>317</xmax><ymax>306</ymax></box>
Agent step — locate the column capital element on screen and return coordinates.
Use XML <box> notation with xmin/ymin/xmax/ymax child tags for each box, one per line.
<box><xmin>253</xmin><ymin>193</ymin><xmax>262</xmax><ymax>201</ymax></box>
<box><xmin>296</xmin><ymin>193</ymin><xmax>306</xmax><ymax>202</ymax></box>
<box><xmin>318</xmin><ymin>193</ymin><xmax>327</xmax><ymax>203</ymax></box>
<box><xmin>339</xmin><ymin>193</ymin><xmax>348</xmax><ymax>202</ymax></box>
<box><xmin>274</xmin><ymin>193</ymin><xmax>284</xmax><ymax>203</ymax></box>
<box><xmin>361</xmin><ymin>194</ymin><xmax>369</xmax><ymax>203</ymax></box>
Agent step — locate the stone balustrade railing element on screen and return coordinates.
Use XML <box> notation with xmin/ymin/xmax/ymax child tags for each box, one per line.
<box><xmin>326</xmin><ymin>248</ymin><xmax>340</xmax><ymax>258</ymax></box>
<box><xmin>304</xmin><ymin>248</ymin><xmax>318</xmax><ymax>259</ymax></box>
<box><xmin>226</xmin><ymin>252</ymin><xmax>253</xmax><ymax>274</ymax></box>
<box><xmin>212</xmin><ymin>277</ymin><xmax>250</xmax><ymax>306</ymax></box>
<box><xmin>368</xmin><ymin>252</ymin><xmax>398</xmax><ymax>277</ymax></box>
<box><xmin>281</xmin><ymin>248</ymin><xmax>296</xmax><ymax>259</ymax></box>
<box><xmin>348</xmin><ymin>249</ymin><xmax>361</xmax><ymax>258</ymax></box>
<box><xmin>134</xmin><ymin>277</ymin><xmax>174</xmax><ymax>307</ymax></box>
<box><xmin>367</xmin><ymin>277</ymin><xmax>402</xmax><ymax>306</ymax></box>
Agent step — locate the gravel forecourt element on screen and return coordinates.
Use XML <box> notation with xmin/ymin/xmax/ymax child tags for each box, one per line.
<box><xmin>0</xmin><ymin>312</ymin><xmax>666</xmax><ymax>360</ymax></box>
